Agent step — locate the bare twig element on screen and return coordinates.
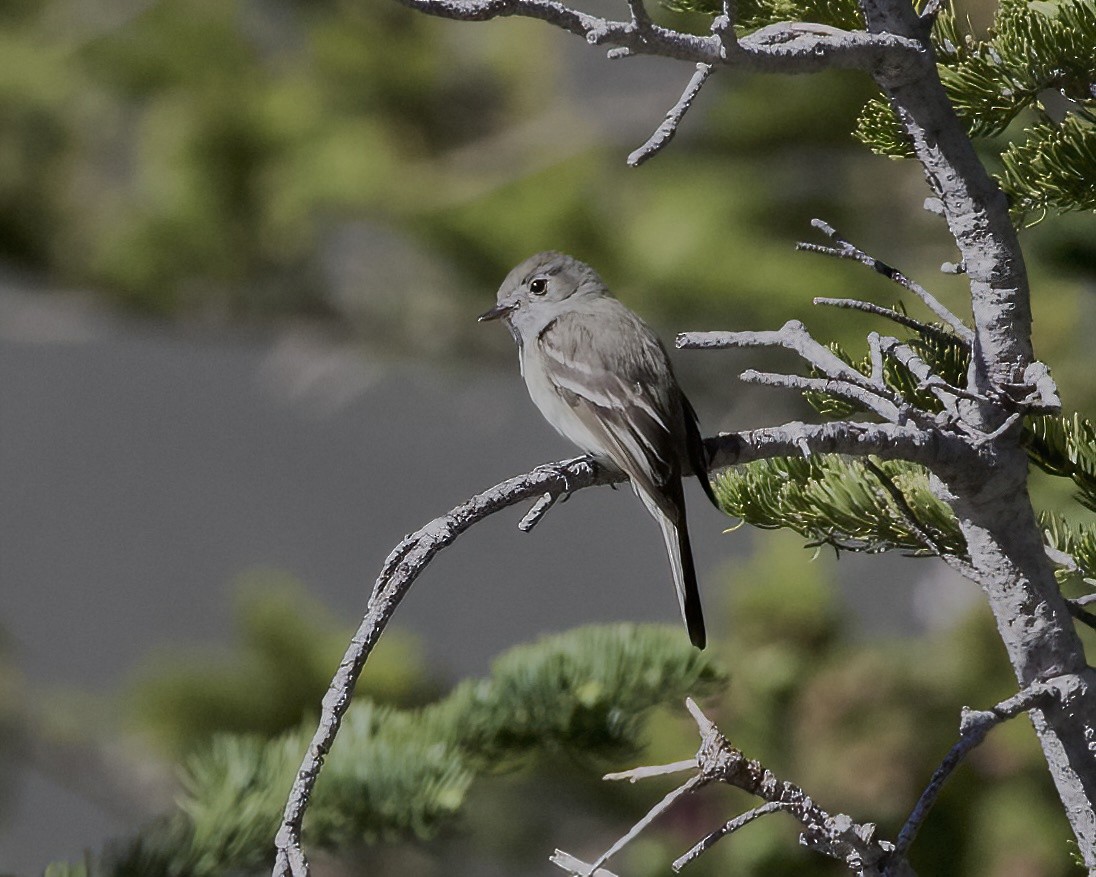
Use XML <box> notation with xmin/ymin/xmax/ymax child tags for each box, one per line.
<box><xmin>604</xmin><ymin>759</ymin><xmax>696</xmax><ymax>782</ymax></box>
<box><xmin>739</xmin><ymin>368</ymin><xmax>905</xmax><ymax>422</ymax></box>
<box><xmin>550</xmin><ymin>851</ymin><xmax>620</xmax><ymax>877</ymax></box>
<box><xmin>812</xmin><ymin>297</ymin><xmax>968</xmax><ymax>348</ymax></box>
<box><xmin>1066</xmin><ymin>600</ymin><xmax>1096</xmax><ymax>632</ymax></box>
<box><xmin>679</xmin><ymin>320</ymin><xmax>902</xmax><ymax>400</ymax></box>
<box><xmin>683</xmin><ymin>698</ymin><xmax>898</xmax><ymax>872</ymax></box>
<box><xmin>555</xmin><ymin>698</ymin><xmax>900</xmax><ymax>874</ymax></box>
<box><xmin>673</xmin><ymin>801</ymin><xmax>789</xmax><ymax>869</ymax></box>
<box><xmin>798</xmin><ymin>219</ymin><xmax>973</xmax><ymax>341</ymax></box>
<box><xmin>628</xmin><ymin>63</ymin><xmax>714</xmax><ymax>167</ymax></box>
<box><xmin>518</xmin><ymin>491</ymin><xmax>559</xmax><ymax>531</ymax></box>
<box><xmin>625</xmin><ymin>0</ymin><xmax>652</xmax><ymax>30</ymax></box>
<box><xmin>886</xmin><ymin>681</ymin><xmax>1062</xmax><ymax>869</ymax></box>
<box><xmin>589</xmin><ymin>774</ymin><xmax>708</xmax><ymax>875</ymax></box>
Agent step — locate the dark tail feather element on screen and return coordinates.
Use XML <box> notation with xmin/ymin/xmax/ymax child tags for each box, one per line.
<box><xmin>682</xmin><ymin>393</ymin><xmax>720</xmax><ymax>510</ymax></box>
<box><xmin>656</xmin><ymin>510</ymin><xmax>707</xmax><ymax>650</ymax></box>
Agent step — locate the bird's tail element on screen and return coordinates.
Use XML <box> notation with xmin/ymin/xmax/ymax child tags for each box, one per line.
<box><xmin>656</xmin><ymin>510</ymin><xmax>706</xmax><ymax>650</ymax></box>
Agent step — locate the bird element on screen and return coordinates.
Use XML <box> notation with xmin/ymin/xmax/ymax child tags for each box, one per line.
<box><xmin>479</xmin><ymin>251</ymin><xmax>718</xmax><ymax>649</ymax></box>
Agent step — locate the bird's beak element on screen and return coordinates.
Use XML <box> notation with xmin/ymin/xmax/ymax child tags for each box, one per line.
<box><xmin>478</xmin><ymin>301</ymin><xmax>516</xmax><ymax>322</ymax></box>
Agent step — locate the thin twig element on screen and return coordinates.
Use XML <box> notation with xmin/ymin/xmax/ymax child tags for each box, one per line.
<box><xmin>863</xmin><ymin>458</ymin><xmax>953</xmax><ymax>558</ymax></box>
<box><xmin>1066</xmin><ymin>600</ymin><xmax>1096</xmax><ymax>632</ymax></box>
<box><xmin>586</xmin><ymin>774</ymin><xmax>708</xmax><ymax>875</ymax></box>
<box><xmin>681</xmin><ymin>699</ymin><xmax>896</xmax><ymax>870</ymax></box>
<box><xmin>739</xmin><ymin>368</ymin><xmax>906</xmax><ymax>423</ymax></box>
<box><xmin>519</xmin><ymin>492</ymin><xmax>558</xmax><ymax>531</ymax></box>
<box><xmin>886</xmin><ymin>682</ymin><xmax>1059</xmax><ymax>867</ymax></box>
<box><xmin>628</xmin><ymin>63</ymin><xmax>714</xmax><ymax>167</ymax></box>
<box><xmin>625</xmin><ymin>0</ymin><xmax>652</xmax><ymax>30</ymax></box>
<box><xmin>673</xmin><ymin>801</ymin><xmax>789</xmax><ymax>869</ymax></box>
<box><xmin>604</xmin><ymin>759</ymin><xmax>697</xmax><ymax>782</ymax></box>
<box><xmin>798</xmin><ymin>219</ymin><xmax>973</xmax><ymax>340</ymax></box>
<box><xmin>812</xmin><ymin>297</ymin><xmax>969</xmax><ymax>348</ymax></box>
<box><xmin>550</xmin><ymin>850</ymin><xmax>619</xmax><ymax>877</ymax></box>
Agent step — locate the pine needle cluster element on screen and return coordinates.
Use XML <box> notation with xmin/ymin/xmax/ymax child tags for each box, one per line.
<box><xmin>855</xmin><ymin>0</ymin><xmax>1096</xmax><ymax>224</ymax></box>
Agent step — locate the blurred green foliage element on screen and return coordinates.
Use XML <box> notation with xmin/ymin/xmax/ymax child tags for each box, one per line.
<box><xmin>48</xmin><ymin>609</ymin><xmax>725</xmax><ymax>876</ymax></box>
<box><xmin>4</xmin><ymin>0</ymin><xmax>1090</xmax><ymax>383</ymax></box>
<box><xmin>125</xmin><ymin>570</ymin><xmax>432</xmax><ymax>757</ymax></box>
<box><xmin>43</xmin><ymin>543</ymin><xmax>1088</xmax><ymax>876</ymax></box>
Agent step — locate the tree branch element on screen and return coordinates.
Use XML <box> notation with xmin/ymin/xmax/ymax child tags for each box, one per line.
<box><xmin>703</xmin><ymin>420</ymin><xmax>968</xmax><ymax>473</ymax></box>
<box><xmin>553</xmin><ymin>698</ymin><xmax>907</xmax><ymax>875</ymax></box>
<box><xmin>739</xmin><ymin>368</ymin><xmax>905</xmax><ymax>422</ymax></box>
<box><xmin>885</xmin><ymin>680</ymin><xmax>1065</xmax><ymax>870</ymax></box>
<box><xmin>812</xmin><ymin>297</ymin><xmax>968</xmax><ymax>349</ymax></box>
<box><xmin>628</xmin><ymin>63</ymin><xmax>714</xmax><ymax>167</ymax></box>
<box><xmin>393</xmin><ymin>0</ymin><xmax>924</xmax><ymax>74</ymax></box>
<box><xmin>797</xmin><ymin>219</ymin><xmax>972</xmax><ymax>340</ymax></box>
<box><xmin>272</xmin><ymin>456</ymin><xmax>619</xmax><ymax>877</ymax></box>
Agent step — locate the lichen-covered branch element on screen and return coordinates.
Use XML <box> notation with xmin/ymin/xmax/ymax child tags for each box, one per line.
<box><xmin>704</xmin><ymin>420</ymin><xmax>967</xmax><ymax>472</ymax></box>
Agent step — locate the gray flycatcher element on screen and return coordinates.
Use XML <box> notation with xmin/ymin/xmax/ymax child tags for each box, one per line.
<box><xmin>479</xmin><ymin>251</ymin><xmax>718</xmax><ymax>649</ymax></box>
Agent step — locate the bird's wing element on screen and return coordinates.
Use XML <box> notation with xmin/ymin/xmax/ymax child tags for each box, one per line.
<box><xmin>537</xmin><ymin>307</ymin><xmax>684</xmax><ymax>520</ymax></box>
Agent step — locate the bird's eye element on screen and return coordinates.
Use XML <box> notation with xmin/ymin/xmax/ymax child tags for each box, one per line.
<box><xmin>529</xmin><ymin>277</ymin><xmax>548</xmax><ymax>295</ymax></box>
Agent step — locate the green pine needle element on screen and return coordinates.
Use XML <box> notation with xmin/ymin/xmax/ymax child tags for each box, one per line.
<box><xmin>1024</xmin><ymin>413</ymin><xmax>1096</xmax><ymax>511</ymax></box>
<box><xmin>714</xmin><ymin>455</ymin><xmax>967</xmax><ymax>556</ymax></box>
<box><xmin>1040</xmin><ymin>511</ymin><xmax>1096</xmax><ymax>584</ymax></box>
<box><xmin>851</xmin><ymin>0</ymin><xmax>1096</xmax><ymax>223</ymax></box>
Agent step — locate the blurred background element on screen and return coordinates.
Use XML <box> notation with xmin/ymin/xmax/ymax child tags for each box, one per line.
<box><xmin>1</xmin><ymin>0</ymin><xmax>1094</xmax><ymax>874</ymax></box>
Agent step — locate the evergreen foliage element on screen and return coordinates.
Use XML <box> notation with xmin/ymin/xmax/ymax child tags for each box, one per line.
<box><xmin>1024</xmin><ymin>413</ymin><xmax>1096</xmax><ymax>511</ymax></box>
<box><xmin>854</xmin><ymin>0</ymin><xmax>1096</xmax><ymax>224</ymax></box>
<box><xmin>49</xmin><ymin>625</ymin><xmax>725</xmax><ymax>877</ymax></box>
<box><xmin>662</xmin><ymin>0</ymin><xmax>1096</xmax><ymax>226</ymax></box>
<box><xmin>714</xmin><ymin>455</ymin><xmax>966</xmax><ymax>554</ymax></box>
<box><xmin>715</xmin><ymin>317</ymin><xmax>1096</xmax><ymax>578</ymax></box>
<box><xmin>1040</xmin><ymin>512</ymin><xmax>1096</xmax><ymax>583</ymax></box>
<box><xmin>661</xmin><ymin>0</ymin><xmax>862</xmax><ymax>30</ymax></box>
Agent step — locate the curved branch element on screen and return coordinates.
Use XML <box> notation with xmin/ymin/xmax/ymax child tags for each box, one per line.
<box><xmin>271</xmin><ymin>416</ymin><xmax>972</xmax><ymax>875</ymax></box>
<box><xmin>272</xmin><ymin>456</ymin><xmax>619</xmax><ymax>877</ymax></box>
